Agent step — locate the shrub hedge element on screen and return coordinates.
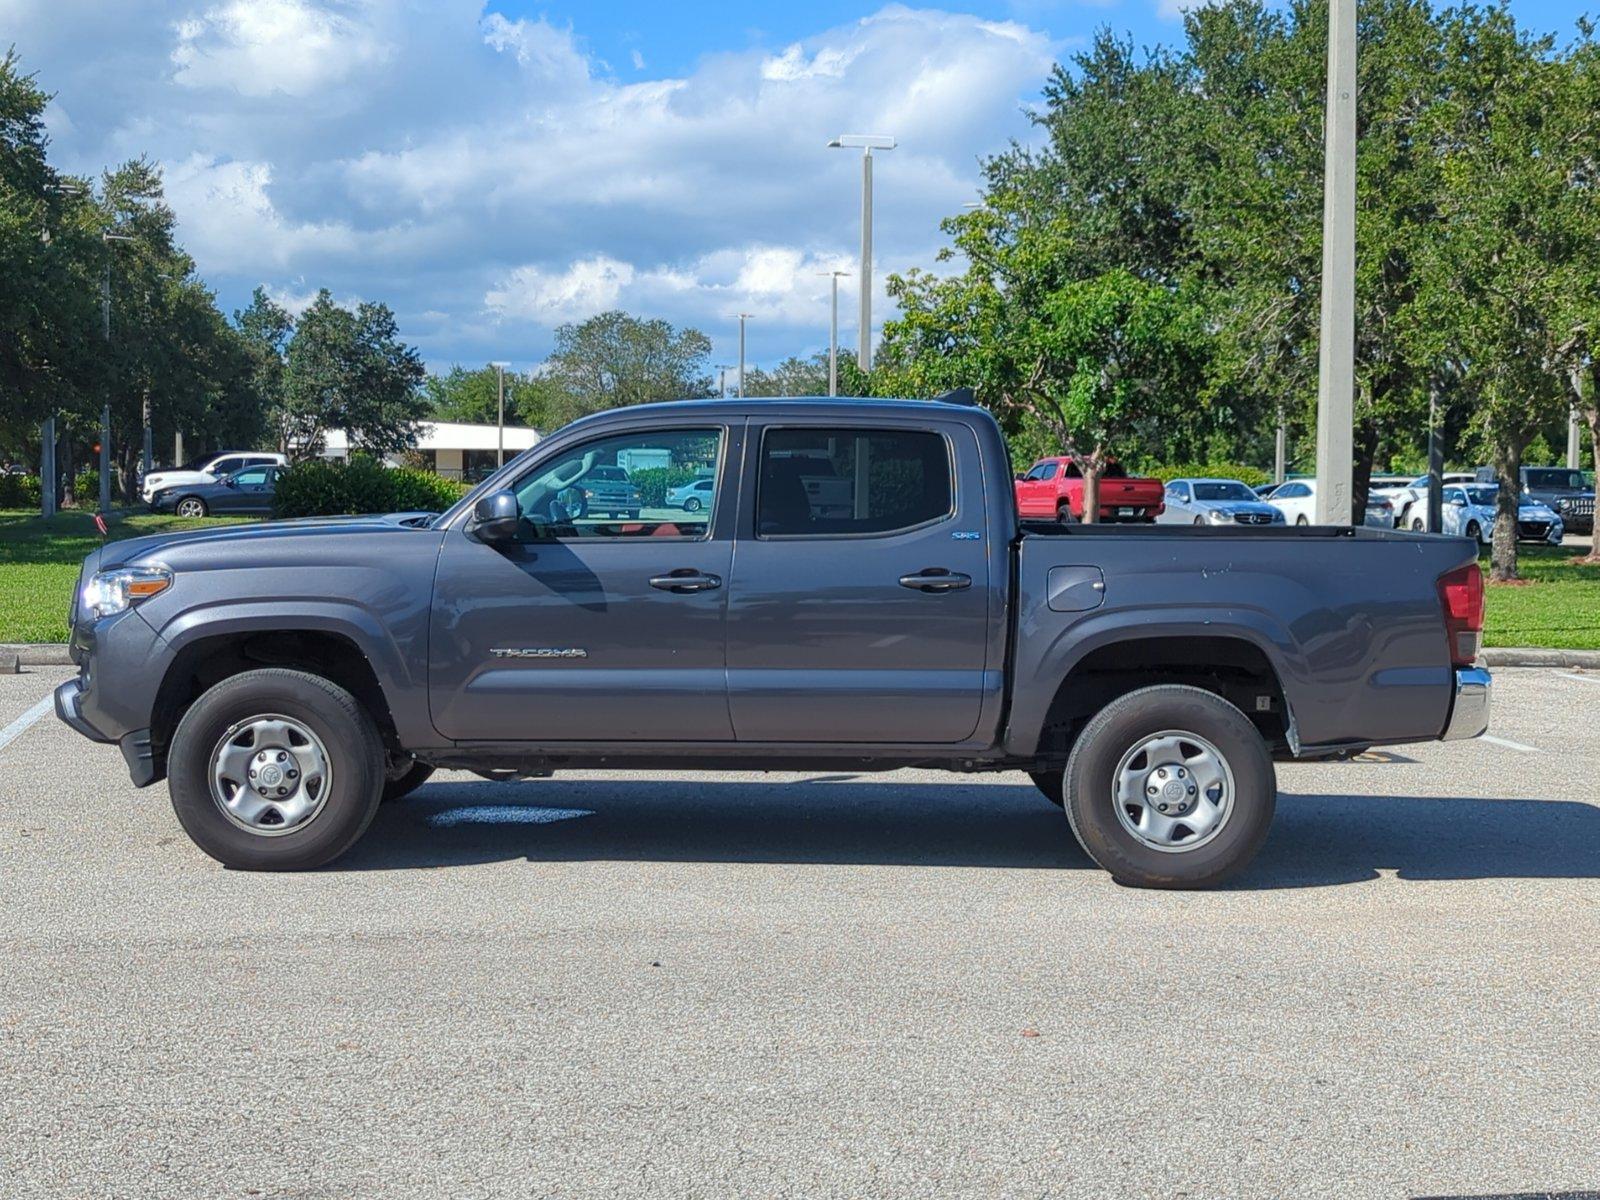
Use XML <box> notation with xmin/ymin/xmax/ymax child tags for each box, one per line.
<box><xmin>272</xmin><ymin>458</ymin><xmax>467</xmax><ymax>519</ymax></box>
<box><xmin>627</xmin><ymin>466</ymin><xmax>698</xmax><ymax>507</ymax></box>
<box><xmin>1144</xmin><ymin>462</ymin><xmax>1273</xmax><ymax>489</ymax></box>
<box><xmin>0</xmin><ymin>474</ymin><xmax>43</xmax><ymax>509</ymax></box>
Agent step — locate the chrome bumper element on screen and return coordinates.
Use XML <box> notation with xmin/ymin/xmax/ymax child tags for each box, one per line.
<box><xmin>1441</xmin><ymin>666</ymin><xmax>1491</xmax><ymax>741</ymax></box>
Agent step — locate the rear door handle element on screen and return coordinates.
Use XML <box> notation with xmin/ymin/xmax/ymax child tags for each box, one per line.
<box><xmin>649</xmin><ymin>569</ymin><xmax>722</xmax><ymax>593</ymax></box>
<box><xmin>899</xmin><ymin>568</ymin><xmax>972</xmax><ymax>593</ymax></box>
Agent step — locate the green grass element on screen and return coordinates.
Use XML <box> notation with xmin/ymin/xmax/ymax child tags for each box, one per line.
<box><xmin>2</xmin><ymin>508</ymin><xmax>1595</xmax><ymax>650</ymax></box>
<box><xmin>1481</xmin><ymin>543</ymin><xmax>1600</xmax><ymax>650</ymax></box>
<box><xmin>0</xmin><ymin>508</ymin><xmax>247</xmax><ymax>643</ymax></box>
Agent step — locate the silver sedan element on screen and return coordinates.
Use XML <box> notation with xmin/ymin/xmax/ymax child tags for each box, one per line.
<box><xmin>1159</xmin><ymin>478</ymin><xmax>1287</xmax><ymax>527</ymax></box>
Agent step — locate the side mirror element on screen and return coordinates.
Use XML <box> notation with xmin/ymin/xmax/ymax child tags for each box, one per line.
<box><xmin>470</xmin><ymin>489</ymin><xmax>521</xmax><ymax>544</ymax></box>
<box><xmin>224</xmin><ymin>477</ymin><xmax>238</xmax><ymax>488</ymax></box>
<box><xmin>1014</xmin><ymin>473</ymin><xmax>1027</xmax><ymax>482</ymax></box>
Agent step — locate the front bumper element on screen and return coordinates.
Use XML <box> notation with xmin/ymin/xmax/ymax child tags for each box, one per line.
<box><xmin>55</xmin><ymin>678</ymin><xmax>160</xmax><ymax>786</ymax></box>
<box><xmin>1440</xmin><ymin>666</ymin><xmax>1491</xmax><ymax>741</ymax></box>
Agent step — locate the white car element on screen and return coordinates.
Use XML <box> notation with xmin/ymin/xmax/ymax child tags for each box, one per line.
<box><xmin>1263</xmin><ymin>479</ymin><xmax>1395</xmax><ymax>527</ymax></box>
<box><xmin>1440</xmin><ymin>484</ymin><xmax>1563</xmax><ymax>545</ymax></box>
<box><xmin>1380</xmin><ymin>472</ymin><xmax>1478</xmax><ymax>532</ymax></box>
<box><xmin>142</xmin><ymin>452</ymin><xmax>287</xmax><ymax>505</ymax></box>
<box><xmin>666</xmin><ymin>477</ymin><xmax>715</xmax><ymax>512</ymax></box>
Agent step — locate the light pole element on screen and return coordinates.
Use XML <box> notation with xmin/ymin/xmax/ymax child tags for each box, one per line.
<box><xmin>1313</xmin><ymin>0</ymin><xmax>1356</xmax><ymax>524</ymax></box>
<box><xmin>715</xmin><ymin>364</ymin><xmax>734</xmax><ymax>399</ymax></box>
<box><xmin>737</xmin><ymin>314</ymin><xmax>753</xmax><ymax>398</ymax></box>
<box><xmin>490</xmin><ymin>362</ymin><xmax>511</xmax><ymax>467</ymax></box>
<box><xmin>817</xmin><ymin>271</ymin><xmax>849</xmax><ymax>396</ymax></box>
<box><xmin>826</xmin><ymin>134</ymin><xmax>895</xmax><ymax>372</ymax></box>
<box><xmin>1568</xmin><ymin>407</ymin><xmax>1583</xmax><ymax>470</ymax></box>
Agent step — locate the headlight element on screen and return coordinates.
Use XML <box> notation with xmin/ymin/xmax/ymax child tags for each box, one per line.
<box><xmin>81</xmin><ymin>566</ymin><xmax>172</xmax><ymax>619</ymax></box>
<box><xmin>1207</xmin><ymin>509</ymin><xmax>1231</xmax><ymax>524</ymax></box>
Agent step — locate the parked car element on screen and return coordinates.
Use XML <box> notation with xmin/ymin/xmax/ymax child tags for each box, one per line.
<box><xmin>1015</xmin><ymin>456</ymin><xmax>1164</xmax><ymax>522</ymax></box>
<box><xmin>1380</xmin><ymin>473</ymin><xmax>1479</xmax><ymax>532</ymax></box>
<box><xmin>1474</xmin><ymin>466</ymin><xmax>1594</xmax><ymax>534</ymax></box>
<box><xmin>573</xmin><ymin>464</ymin><xmax>641</xmax><ymax>519</ymax></box>
<box><xmin>1158</xmin><ymin>478</ymin><xmax>1286</xmax><ymax>526</ymax></box>
<box><xmin>1263</xmin><ymin>479</ymin><xmax>1394</xmax><ymax>527</ymax></box>
<box><xmin>149</xmin><ymin>464</ymin><xmax>286</xmax><ymax>518</ymax></box>
<box><xmin>666</xmin><ymin>477</ymin><xmax>715</xmax><ymax>512</ymax></box>
<box><xmin>56</xmin><ymin>395</ymin><xmax>1490</xmax><ymax>889</ymax></box>
<box><xmin>1441</xmin><ymin>484</ymin><xmax>1564</xmax><ymax>546</ymax></box>
<box><xmin>141</xmin><ymin>451</ymin><xmax>287</xmax><ymax>505</ymax></box>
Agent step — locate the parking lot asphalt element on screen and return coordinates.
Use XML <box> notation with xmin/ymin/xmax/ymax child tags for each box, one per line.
<box><xmin>2</xmin><ymin>666</ymin><xmax>1599</xmax><ymax>1199</ymax></box>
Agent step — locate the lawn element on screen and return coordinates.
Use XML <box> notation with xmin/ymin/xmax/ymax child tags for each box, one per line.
<box><xmin>1</xmin><ymin>508</ymin><xmax>1595</xmax><ymax>649</ymax></box>
<box><xmin>1481</xmin><ymin>543</ymin><xmax>1600</xmax><ymax>650</ymax></box>
<box><xmin>0</xmin><ymin>508</ymin><xmax>247</xmax><ymax>643</ymax></box>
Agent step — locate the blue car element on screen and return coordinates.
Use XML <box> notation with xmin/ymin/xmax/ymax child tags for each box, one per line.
<box><xmin>150</xmin><ymin>464</ymin><xmax>285</xmax><ymax>518</ymax></box>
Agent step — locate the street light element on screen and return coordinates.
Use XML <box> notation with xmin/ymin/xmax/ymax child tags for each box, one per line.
<box><xmin>816</xmin><ymin>271</ymin><xmax>849</xmax><ymax>396</ymax></box>
<box><xmin>826</xmin><ymin>134</ymin><xmax>895</xmax><ymax>372</ymax></box>
<box><xmin>490</xmin><ymin>362</ymin><xmax>511</xmax><ymax>467</ymax></box>
<box><xmin>737</xmin><ymin>314</ymin><xmax>753</xmax><ymax>399</ymax></box>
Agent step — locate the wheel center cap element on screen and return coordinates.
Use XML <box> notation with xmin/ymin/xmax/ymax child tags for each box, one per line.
<box><xmin>1161</xmin><ymin>780</ymin><xmax>1186</xmax><ymax>803</ymax></box>
<box><xmin>258</xmin><ymin>764</ymin><xmax>283</xmax><ymax>787</ymax></box>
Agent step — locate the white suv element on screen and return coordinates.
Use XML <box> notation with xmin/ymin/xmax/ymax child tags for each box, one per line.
<box><xmin>142</xmin><ymin>452</ymin><xmax>288</xmax><ymax>505</ymax></box>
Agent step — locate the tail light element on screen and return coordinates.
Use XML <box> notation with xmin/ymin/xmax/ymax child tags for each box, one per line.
<box><xmin>1437</xmin><ymin>563</ymin><xmax>1485</xmax><ymax>666</ymax></box>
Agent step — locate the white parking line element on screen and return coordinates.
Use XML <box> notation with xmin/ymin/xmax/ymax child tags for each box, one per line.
<box><xmin>0</xmin><ymin>694</ymin><xmax>55</xmax><ymax>757</ymax></box>
<box><xmin>1558</xmin><ymin>671</ymin><xmax>1599</xmax><ymax>686</ymax></box>
<box><xmin>1480</xmin><ymin>733</ymin><xmax>1540</xmax><ymax>754</ymax></box>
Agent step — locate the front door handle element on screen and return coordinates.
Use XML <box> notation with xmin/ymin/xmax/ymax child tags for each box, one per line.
<box><xmin>899</xmin><ymin>568</ymin><xmax>972</xmax><ymax>593</ymax></box>
<box><xmin>649</xmin><ymin>569</ymin><xmax>722</xmax><ymax>594</ymax></box>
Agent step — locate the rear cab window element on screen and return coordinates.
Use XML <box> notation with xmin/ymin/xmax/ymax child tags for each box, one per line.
<box><xmin>756</xmin><ymin>427</ymin><xmax>954</xmax><ymax>538</ymax></box>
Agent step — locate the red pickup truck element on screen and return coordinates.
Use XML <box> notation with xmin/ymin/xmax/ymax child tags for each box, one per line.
<box><xmin>1014</xmin><ymin>456</ymin><xmax>1165</xmax><ymax>522</ymax></box>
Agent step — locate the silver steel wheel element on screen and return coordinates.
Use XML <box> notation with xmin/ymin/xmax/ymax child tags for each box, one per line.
<box><xmin>209</xmin><ymin>714</ymin><xmax>334</xmax><ymax>836</ymax></box>
<box><xmin>1112</xmin><ymin>730</ymin><xmax>1235</xmax><ymax>853</ymax></box>
<box><xmin>176</xmin><ymin>498</ymin><xmax>206</xmax><ymax>518</ymax></box>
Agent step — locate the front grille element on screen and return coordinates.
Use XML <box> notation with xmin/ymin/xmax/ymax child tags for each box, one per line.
<box><xmin>1232</xmin><ymin>512</ymin><xmax>1274</xmax><ymax>525</ymax></box>
<box><xmin>1517</xmin><ymin>521</ymin><xmax>1550</xmax><ymax>539</ymax></box>
<box><xmin>1557</xmin><ymin>496</ymin><xmax>1594</xmax><ymax>518</ymax></box>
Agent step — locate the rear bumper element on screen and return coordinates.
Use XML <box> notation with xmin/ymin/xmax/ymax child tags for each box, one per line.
<box><xmin>1440</xmin><ymin>666</ymin><xmax>1491</xmax><ymax>741</ymax></box>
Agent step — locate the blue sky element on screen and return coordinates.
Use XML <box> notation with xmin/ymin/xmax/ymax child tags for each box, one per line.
<box><xmin>5</xmin><ymin>0</ymin><xmax>1590</xmax><ymax>378</ymax></box>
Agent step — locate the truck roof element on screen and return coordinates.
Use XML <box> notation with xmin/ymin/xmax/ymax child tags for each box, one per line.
<box><xmin>564</xmin><ymin>395</ymin><xmax>986</xmax><ymax>426</ymax></box>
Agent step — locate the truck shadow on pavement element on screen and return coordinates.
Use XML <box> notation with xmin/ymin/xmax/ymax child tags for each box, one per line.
<box><xmin>342</xmin><ymin>778</ymin><xmax>1600</xmax><ymax>888</ymax></box>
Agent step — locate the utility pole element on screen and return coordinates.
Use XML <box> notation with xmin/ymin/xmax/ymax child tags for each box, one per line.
<box><xmin>715</xmin><ymin>365</ymin><xmax>733</xmax><ymax>399</ymax></box>
<box><xmin>490</xmin><ymin>362</ymin><xmax>511</xmax><ymax>468</ymax></box>
<box><xmin>1313</xmin><ymin>0</ymin><xmax>1356</xmax><ymax>525</ymax></box>
<box><xmin>1426</xmin><ymin>377</ymin><xmax>1444</xmax><ymax>534</ymax></box>
<box><xmin>1274</xmin><ymin>411</ymin><xmax>1287</xmax><ymax>485</ymax></box>
<box><xmin>40</xmin><ymin>417</ymin><xmax>56</xmax><ymax>519</ymax></box>
<box><xmin>1569</xmin><ymin>407</ymin><xmax>1583</xmax><ymax>470</ymax></box>
<box><xmin>827</xmin><ymin>135</ymin><xmax>895</xmax><ymax>372</ymax></box>
<box><xmin>737</xmin><ymin>314</ymin><xmax>752</xmax><ymax>398</ymax></box>
<box><xmin>99</xmin><ymin>259</ymin><xmax>112</xmax><ymax>512</ymax></box>
<box><xmin>817</xmin><ymin>270</ymin><xmax>848</xmax><ymax>396</ymax></box>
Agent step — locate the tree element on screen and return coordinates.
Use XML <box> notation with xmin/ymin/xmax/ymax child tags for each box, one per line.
<box><xmin>275</xmin><ymin>290</ymin><xmax>427</xmax><ymax>461</ymax></box>
<box><xmin>422</xmin><ymin>364</ymin><xmax>547</xmax><ymax>428</ymax></box>
<box><xmin>738</xmin><ymin>352</ymin><xmax>834</xmax><ymax>397</ymax></box>
<box><xmin>539</xmin><ymin>310</ymin><xmax>713</xmax><ymax>425</ymax></box>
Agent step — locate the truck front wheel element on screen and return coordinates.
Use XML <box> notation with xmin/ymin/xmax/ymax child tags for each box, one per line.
<box><xmin>167</xmin><ymin>668</ymin><xmax>386</xmax><ymax>870</ymax></box>
<box><xmin>1062</xmin><ymin>685</ymin><xmax>1276</xmax><ymax>888</ymax></box>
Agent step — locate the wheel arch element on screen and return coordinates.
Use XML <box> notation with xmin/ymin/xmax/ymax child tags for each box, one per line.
<box><xmin>1006</xmin><ymin>631</ymin><xmax>1296</xmax><ymax>765</ymax></box>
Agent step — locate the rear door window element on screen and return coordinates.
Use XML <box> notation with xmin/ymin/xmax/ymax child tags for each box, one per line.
<box><xmin>757</xmin><ymin>428</ymin><xmax>953</xmax><ymax>538</ymax></box>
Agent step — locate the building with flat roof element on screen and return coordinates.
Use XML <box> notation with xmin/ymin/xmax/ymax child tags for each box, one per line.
<box><xmin>321</xmin><ymin>422</ymin><xmax>542</xmax><ymax>480</ymax></box>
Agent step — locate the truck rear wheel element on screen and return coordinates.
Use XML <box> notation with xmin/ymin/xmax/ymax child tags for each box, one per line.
<box><xmin>1062</xmin><ymin>684</ymin><xmax>1275</xmax><ymax>889</ymax></box>
<box><xmin>167</xmin><ymin>668</ymin><xmax>386</xmax><ymax>870</ymax></box>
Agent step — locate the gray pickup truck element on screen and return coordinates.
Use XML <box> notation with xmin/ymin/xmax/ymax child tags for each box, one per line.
<box><xmin>55</xmin><ymin>397</ymin><xmax>1491</xmax><ymax>887</ymax></box>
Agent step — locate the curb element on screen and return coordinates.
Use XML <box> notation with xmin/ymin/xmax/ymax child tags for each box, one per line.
<box><xmin>2</xmin><ymin>644</ymin><xmax>73</xmax><ymax>669</ymax></box>
<box><xmin>1479</xmin><ymin>647</ymin><xmax>1600</xmax><ymax>669</ymax></box>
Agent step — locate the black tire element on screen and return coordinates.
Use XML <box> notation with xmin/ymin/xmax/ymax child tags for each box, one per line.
<box><xmin>382</xmin><ymin>761</ymin><xmax>435</xmax><ymax>803</ymax></box>
<box><xmin>1062</xmin><ymin>684</ymin><xmax>1276</xmax><ymax>889</ymax></box>
<box><xmin>1028</xmin><ymin>769</ymin><xmax>1064</xmax><ymax>806</ymax></box>
<box><xmin>683</xmin><ymin>497</ymin><xmax>702</xmax><ymax>512</ymax></box>
<box><xmin>175</xmin><ymin>496</ymin><xmax>208</xmax><ymax>518</ymax></box>
<box><xmin>1411</xmin><ymin>517</ymin><xmax>1424</xmax><ymax>532</ymax></box>
<box><xmin>167</xmin><ymin>668</ymin><xmax>386</xmax><ymax>870</ymax></box>
<box><xmin>1193</xmin><ymin>516</ymin><xmax>1205</xmax><ymax>526</ymax></box>
<box><xmin>1466</xmin><ymin>520</ymin><xmax>1482</xmax><ymax>543</ymax></box>
<box><xmin>1057</xmin><ymin>502</ymin><xmax>1075</xmax><ymax>524</ymax></box>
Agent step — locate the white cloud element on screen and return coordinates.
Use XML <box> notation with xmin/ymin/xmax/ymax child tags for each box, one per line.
<box><xmin>630</xmin><ymin>49</ymin><xmax>646</xmax><ymax>72</ymax></box>
<box><xmin>15</xmin><ymin>2</ymin><xmax>1061</xmax><ymax>368</ymax></box>
<box><xmin>171</xmin><ymin>0</ymin><xmax>392</xmax><ymax>97</ymax></box>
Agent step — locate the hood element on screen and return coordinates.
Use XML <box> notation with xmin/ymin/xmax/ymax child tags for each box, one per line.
<box><xmin>98</xmin><ymin>512</ymin><xmax>441</xmax><ymax>572</ymax></box>
<box><xmin>1206</xmin><ymin>500</ymin><xmax>1280</xmax><ymax>518</ymax></box>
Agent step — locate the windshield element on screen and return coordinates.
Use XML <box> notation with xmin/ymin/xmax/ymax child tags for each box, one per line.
<box><xmin>1525</xmin><ymin>468</ymin><xmax>1584</xmax><ymax>490</ymax></box>
<box><xmin>1463</xmin><ymin>486</ymin><xmax>1498</xmax><ymax>506</ymax></box>
<box><xmin>586</xmin><ymin>467</ymin><xmax>627</xmax><ymax>481</ymax></box>
<box><xmin>1192</xmin><ymin>482</ymin><xmax>1256</xmax><ymax>502</ymax></box>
